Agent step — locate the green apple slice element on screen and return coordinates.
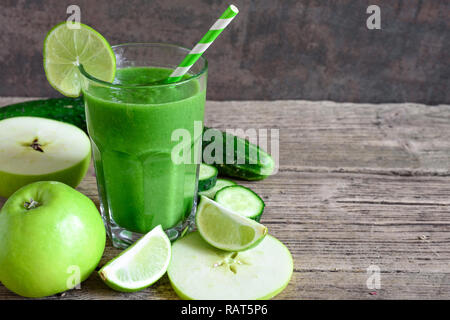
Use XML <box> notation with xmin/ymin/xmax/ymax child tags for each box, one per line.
<box><xmin>43</xmin><ymin>22</ymin><xmax>116</xmax><ymax>97</ymax></box>
<box><xmin>168</xmin><ymin>231</ymin><xmax>293</xmax><ymax>300</ymax></box>
<box><xmin>196</xmin><ymin>196</ymin><xmax>268</xmax><ymax>251</ymax></box>
<box><xmin>0</xmin><ymin>117</ymin><xmax>91</xmax><ymax>198</ymax></box>
<box><xmin>99</xmin><ymin>225</ymin><xmax>171</xmax><ymax>292</ymax></box>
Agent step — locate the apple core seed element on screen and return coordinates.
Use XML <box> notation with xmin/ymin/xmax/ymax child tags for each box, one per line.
<box><xmin>212</xmin><ymin>252</ymin><xmax>247</xmax><ymax>274</ymax></box>
<box><xmin>29</xmin><ymin>138</ymin><xmax>44</xmax><ymax>152</ymax></box>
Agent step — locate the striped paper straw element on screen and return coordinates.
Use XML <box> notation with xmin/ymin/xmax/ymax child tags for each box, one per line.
<box><xmin>165</xmin><ymin>4</ymin><xmax>239</xmax><ymax>83</ymax></box>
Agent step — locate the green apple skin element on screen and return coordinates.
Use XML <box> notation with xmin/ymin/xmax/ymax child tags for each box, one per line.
<box><xmin>0</xmin><ymin>152</ymin><xmax>90</xmax><ymax>199</ymax></box>
<box><xmin>0</xmin><ymin>181</ymin><xmax>106</xmax><ymax>298</ymax></box>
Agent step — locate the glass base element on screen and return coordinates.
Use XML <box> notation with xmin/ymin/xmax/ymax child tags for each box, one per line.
<box><xmin>101</xmin><ymin>198</ymin><xmax>198</xmax><ymax>249</ymax></box>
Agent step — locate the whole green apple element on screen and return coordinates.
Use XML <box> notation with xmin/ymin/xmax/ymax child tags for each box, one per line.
<box><xmin>0</xmin><ymin>181</ymin><xmax>106</xmax><ymax>298</ymax></box>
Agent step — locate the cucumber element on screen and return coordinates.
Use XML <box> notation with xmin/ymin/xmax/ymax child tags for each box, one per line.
<box><xmin>198</xmin><ymin>178</ymin><xmax>236</xmax><ymax>199</ymax></box>
<box><xmin>214</xmin><ymin>185</ymin><xmax>265</xmax><ymax>222</ymax></box>
<box><xmin>198</xmin><ymin>163</ymin><xmax>218</xmax><ymax>192</ymax></box>
<box><xmin>202</xmin><ymin>127</ymin><xmax>274</xmax><ymax>181</ymax></box>
<box><xmin>0</xmin><ymin>97</ymin><xmax>86</xmax><ymax>133</ymax></box>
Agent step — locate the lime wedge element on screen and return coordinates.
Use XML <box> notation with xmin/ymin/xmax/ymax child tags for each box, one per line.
<box><xmin>168</xmin><ymin>232</ymin><xmax>293</xmax><ymax>300</ymax></box>
<box><xmin>98</xmin><ymin>225</ymin><xmax>171</xmax><ymax>292</ymax></box>
<box><xmin>43</xmin><ymin>22</ymin><xmax>116</xmax><ymax>97</ymax></box>
<box><xmin>196</xmin><ymin>196</ymin><xmax>268</xmax><ymax>251</ymax></box>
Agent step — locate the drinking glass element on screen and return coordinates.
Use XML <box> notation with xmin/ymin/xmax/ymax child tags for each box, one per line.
<box><xmin>80</xmin><ymin>43</ymin><xmax>207</xmax><ymax>248</ymax></box>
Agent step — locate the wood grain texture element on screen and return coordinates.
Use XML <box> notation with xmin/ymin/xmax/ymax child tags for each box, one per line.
<box><xmin>0</xmin><ymin>98</ymin><xmax>449</xmax><ymax>299</ymax></box>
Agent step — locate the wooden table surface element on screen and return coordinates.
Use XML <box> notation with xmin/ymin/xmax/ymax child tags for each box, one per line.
<box><xmin>1</xmin><ymin>97</ymin><xmax>449</xmax><ymax>300</ymax></box>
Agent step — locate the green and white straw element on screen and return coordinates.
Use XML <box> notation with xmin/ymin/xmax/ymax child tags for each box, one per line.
<box><xmin>165</xmin><ymin>4</ymin><xmax>239</xmax><ymax>83</ymax></box>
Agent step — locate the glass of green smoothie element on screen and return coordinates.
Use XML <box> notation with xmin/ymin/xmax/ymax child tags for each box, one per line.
<box><xmin>80</xmin><ymin>43</ymin><xmax>207</xmax><ymax>248</ymax></box>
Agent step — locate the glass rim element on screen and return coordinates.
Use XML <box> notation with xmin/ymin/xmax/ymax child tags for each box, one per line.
<box><xmin>78</xmin><ymin>42</ymin><xmax>208</xmax><ymax>89</ymax></box>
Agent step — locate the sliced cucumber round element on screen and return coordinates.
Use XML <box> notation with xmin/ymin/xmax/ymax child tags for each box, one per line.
<box><xmin>167</xmin><ymin>231</ymin><xmax>293</xmax><ymax>300</ymax></box>
<box><xmin>198</xmin><ymin>178</ymin><xmax>236</xmax><ymax>199</ymax></box>
<box><xmin>198</xmin><ymin>163</ymin><xmax>218</xmax><ymax>192</ymax></box>
<box><xmin>214</xmin><ymin>185</ymin><xmax>265</xmax><ymax>222</ymax></box>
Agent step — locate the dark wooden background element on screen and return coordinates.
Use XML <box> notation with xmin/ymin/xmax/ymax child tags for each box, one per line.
<box><xmin>0</xmin><ymin>0</ymin><xmax>448</xmax><ymax>104</ymax></box>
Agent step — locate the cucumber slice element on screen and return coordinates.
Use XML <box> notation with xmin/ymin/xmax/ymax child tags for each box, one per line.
<box><xmin>202</xmin><ymin>127</ymin><xmax>275</xmax><ymax>181</ymax></box>
<box><xmin>167</xmin><ymin>232</ymin><xmax>293</xmax><ymax>300</ymax></box>
<box><xmin>198</xmin><ymin>163</ymin><xmax>218</xmax><ymax>192</ymax></box>
<box><xmin>214</xmin><ymin>185</ymin><xmax>265</xmax><ymax>222</ymax></box>
<box><xmin>198</xmin><ymin>178</ymin><xmax>236</xmax><ymax>199</ymax></box>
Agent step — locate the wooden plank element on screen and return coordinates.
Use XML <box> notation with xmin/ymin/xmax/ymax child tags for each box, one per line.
<box><xmin>204</xmin><ymin>100</ymin><xmax>450</xmax><ymax>174</ymax></box>
<box><xmin>2</xmin><ymin>98</ymin><xmax>450</xmax><ymax>174</ymax></box>
<box><xmin>1</xmin><ymin>171</ymin><xmax>449</xmax><ymax>300</ymax></box>
<box><xmin>0</xmin><ymin>98</ymin><xmax>449</xmax><ymax>299</ymax></box>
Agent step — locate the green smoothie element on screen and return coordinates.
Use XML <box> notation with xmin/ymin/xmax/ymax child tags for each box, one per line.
<box><xmin>83</xmin><ymin>67</ymin><xmax>205</xmax><ymax>233</ymax></box>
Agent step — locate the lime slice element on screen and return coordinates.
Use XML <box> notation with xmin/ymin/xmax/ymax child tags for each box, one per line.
<box><xmin>168</xmin><ymin>232</ymin><xmax>293</xmax><ymax>300</ymax></box>
<box><xmin>43</xmin><ymin>22</ymin><xmax>116</xmax><ymax>97</ymax></box>
<box><xmin>98</xmin><ymin>225</ymin><xmax>171</xmax><ymax>292</ymax></box>
<box><xmin>196</xmin><ymin>196</ymin><xmax>268</xmax><ymax>251</ymax></box>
